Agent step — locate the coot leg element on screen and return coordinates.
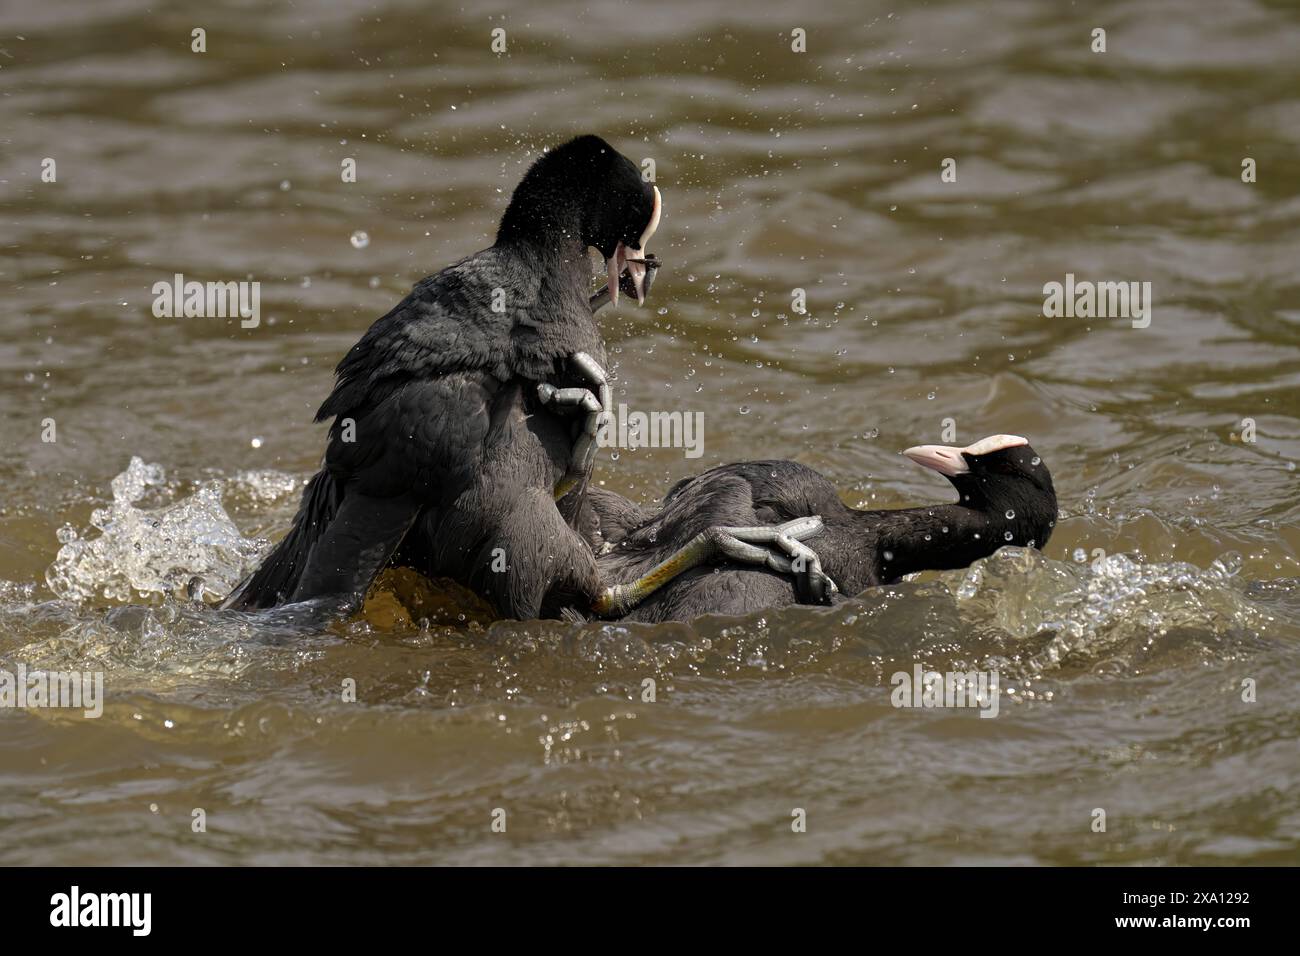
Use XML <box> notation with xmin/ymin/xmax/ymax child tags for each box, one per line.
<box><xmin>592</xmin><ymin>516</ymin><xmax>838</xmax><ymax>617</ymax></box>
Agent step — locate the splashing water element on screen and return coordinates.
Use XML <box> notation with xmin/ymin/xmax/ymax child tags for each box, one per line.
<box><xmin>945</xmin><ymin>547</ymin><xmax>1268</xmax><ymax>676</ymax></box>
<box><xmin>45</xmin><ymin>457</ymin><xmax>268</xmax><ymax>604</ymax></box>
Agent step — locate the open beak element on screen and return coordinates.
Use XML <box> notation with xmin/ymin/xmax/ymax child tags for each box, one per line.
<box><xmin>607</xmin><ymin>186</ymin><xmax>662</xmax><ymax>308</ymax></box>
<box><xmin>903</xmin><ymin>444</ymin><xmax>970</xmax><ymax>477</ymax></box>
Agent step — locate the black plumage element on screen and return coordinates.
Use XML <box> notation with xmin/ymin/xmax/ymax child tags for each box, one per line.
<box><xmin>224</xmin><ymin>135</ymin><xmax>660</xmax><ymax>618</ymax></box>
<box><xmin>579</xmin><ymin>437</ymin><xmax>1058</xmax><ymax>623</ymax></box>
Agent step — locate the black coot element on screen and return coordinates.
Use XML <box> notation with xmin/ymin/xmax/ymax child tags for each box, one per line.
<box><xmin>581</xmin><ymin>435</ymin><xmax>1058</xmax><ymax>623</ymax></box>
<box><xmin>224</xmin><ymin>135</ymin><xmax>662</xmax><ymax>618</ymax></box>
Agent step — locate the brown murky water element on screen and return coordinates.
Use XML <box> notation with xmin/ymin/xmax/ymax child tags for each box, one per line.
<box><xmin>2</xmin><ymin>0</ymin><xmax>1298</xmax><ymax>865</ymax></box>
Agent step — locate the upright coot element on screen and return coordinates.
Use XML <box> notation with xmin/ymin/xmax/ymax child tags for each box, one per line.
<box><xmin>224</xmin><ymin>135</ymin><xmax>662</xmax><ymax>618</ymax></box>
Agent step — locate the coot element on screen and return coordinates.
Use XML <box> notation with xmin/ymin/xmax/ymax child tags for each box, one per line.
<box><xmin>224</xmin><ymin>135</ymin><xmax>663</xmax><ymax>618</ymax></box>
<box><xmin>581</xmin><ymin>435</ymin><xmax>1057</xmax><ymax>622</ymax></box>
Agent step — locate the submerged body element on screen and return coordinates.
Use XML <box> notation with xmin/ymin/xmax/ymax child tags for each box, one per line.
<box><xmin>581</xmin><ymin>437</ymin><xmax>1058</xmax><ymax>623</ymax></box>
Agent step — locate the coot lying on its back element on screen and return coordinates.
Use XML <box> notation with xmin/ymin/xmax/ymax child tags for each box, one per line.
<box><xmin>581</xmin><ymin>435</ymin><xmax>1057</xmax><ymax>623</ymax></box>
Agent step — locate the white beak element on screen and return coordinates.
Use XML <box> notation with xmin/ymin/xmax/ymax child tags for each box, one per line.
<box><xmin>607</xmin><ymin>186</ymin><xmax>661</xmax><ymax>307</ymax></box>
<box><xmin>903</xmin><ymin>444</ymin><xmax>970</xmax><ymax>477</ymax></box>
<box><xmin>904</xmin><ymin>434</ymin><xmax>1028</xmax><ymax>476</ymax></box>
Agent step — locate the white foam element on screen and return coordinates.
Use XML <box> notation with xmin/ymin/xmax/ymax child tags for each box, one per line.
<box><xmin>45</xmin><ymin>457</ymin><xmax>269</xmax><ymax>603</ymax></box>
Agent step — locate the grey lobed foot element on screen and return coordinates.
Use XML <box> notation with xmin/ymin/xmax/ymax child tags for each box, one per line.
<box><xmin>537</xmin><ymin>350</ymin><xmax>612</xmax><ymax>497</ymax></box>
<box><xmin>593</xmin><ymin>515</ymin><xmax>837</xmax><ymax>618</ymax></box>
<box><xmin>706</xmin><ymin>516</ymin><xmax>839</xmax><ymax>603</ymax></box>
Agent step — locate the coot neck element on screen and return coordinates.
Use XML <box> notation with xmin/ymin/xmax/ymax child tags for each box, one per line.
<box><xmin>857</xmin><ymin>500</ymin><xmax>1049</xmax><ymax>581</ymax></box>
<box><xmin>494</xmin><ymin>230</ymin><xmax>593</xmax><ymax>311</ymax></box>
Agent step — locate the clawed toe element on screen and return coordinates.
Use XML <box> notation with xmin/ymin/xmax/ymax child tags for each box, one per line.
<box><xmin>539</xmin><ymin>353</ymin><xmax>614</xmax><ymax>500</ymax></box>
<box><xmin>591</xmin><ymin>514</ymin><xmax>836</xmax><ymax>619</ymax></box>
<box><xmin>712</xmin><ymin>517</ymin><xmax>837</xmax><ymax>605</ymax></box>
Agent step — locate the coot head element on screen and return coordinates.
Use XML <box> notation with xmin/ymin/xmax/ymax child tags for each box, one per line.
<box><xmin>904</xmin><ymin>434</ymin><xmax>1057</xmax><ymax>548</ymax></box>
<box><xmin>497</xmin><ymin>134</ymin><xmax>662</xmax><ymax>306</ymax></box>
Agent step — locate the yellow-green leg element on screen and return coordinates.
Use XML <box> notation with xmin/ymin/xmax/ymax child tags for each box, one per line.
<box><xmin>593</xmin><ymin>516</ymin><xmax>836</xmax><ymax>617</ymax></box>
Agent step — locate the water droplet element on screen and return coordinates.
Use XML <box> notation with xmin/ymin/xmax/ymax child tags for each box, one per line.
<box><xmin>1212</xmin><ymin>551</ymin><xmax>1244</xmax><ymax>577</ymax></box>
<box><xmin>882</xmin><ymin>550</ymin><xmax>894</xmax><ymax>562</ymax></box>
<box><xmin>739</xmin><ymin>405</ymin><xmax>751</xmax><ymax>414</ymax></box>
<box><xmin>1031</xmin><ymin>456</ymin><xmax>1041</xmax><ymax>466</ymax></box>
<box><xmin>250</xmin><ymin>437</ymin><xmax>264</xmax><ymax>449</ymax></box>
<box><xmin>279</xmin><ymin>179</ymin><xmax>291</xmax><ymax>191</ymax></box>
<box><xmin>350</xmin><ymin>230</ymin><xmax>370</xmax><ymax>249</ymax></box>
<box><xmin>1005</xmin><ymin>509</ymin><xmax>1015</xmax><ymax>519</ymax></box>
<box><xmin>1004</xmin><ymin>531</ymin><xmax>1013</xmax><ymax>541</ymax></box>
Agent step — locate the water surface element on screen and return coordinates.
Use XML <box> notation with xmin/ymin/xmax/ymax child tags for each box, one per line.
<box><xmin>2</xmin><ymin>0</ymin><xmax>1298</xmax><ymax>865</ymax></box>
